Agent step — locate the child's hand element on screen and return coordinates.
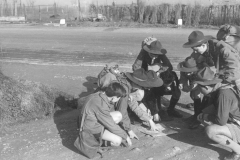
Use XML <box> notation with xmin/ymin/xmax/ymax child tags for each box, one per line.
<box><xmin>190</xmin><ymin>83</ymin><xmax>198</xmax><ymax>90</ymax></box>
<box><xmin>149</xmin><ymin>120</ymin><xmax>164</xmax><ymax>132</ymax></box>
<box><xmin>179</xmin><ymin>84</ymin><xmax>183</xmax><ymax>90</ymax></box>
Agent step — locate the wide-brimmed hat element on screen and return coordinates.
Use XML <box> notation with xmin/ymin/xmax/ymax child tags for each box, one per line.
<box><xmin>125</xmin><ymin>68</ymin><xmax>163</xmax><ymax>88</ymax></box>
<box><xmin>193</xmin><ymin>67</ymin><xmax>222</xmax><ymax>86</ymax></box>
<box><xmin>183</xmin><ymin>31</ymin><xmax>213</xmax><ymax>48</ymax></box>
<box><xmin>142</xmin><ymin>40</ymin><xmax>167</xmax><ymax>55</ymax></box>
<box><xmin>177</xmin><ymin>57</ymin><xmax>198</xmax><ymax>72</ymax></box>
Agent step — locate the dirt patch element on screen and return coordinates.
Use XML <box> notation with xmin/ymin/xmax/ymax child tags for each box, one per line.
<box><xmin>0</xmin><ymin>70</ymin><xmax>77</xmax><ymax>135</ymax></box>
<box><xmin>103</xmin><ymin>27</ymin><xmax>121</xmax><ymax>31</ymax></box>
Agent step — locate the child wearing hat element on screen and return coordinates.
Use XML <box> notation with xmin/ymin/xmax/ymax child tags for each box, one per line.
<box><xmin>96</xmin><ymin>67</ymin><xmax>164</xmax><ymax>141</ymax></box>
<box><xmin>181</xmin><ymin>31</ymin><xmax>217</xmax><ymax>128</ymax></box>
<box><xmin>195</xmin><ymin>67</ymin><xmax>240</xmax><ymax>160</ymax></box>
<box><xmin>183</xmin><ymin>30</ymin><xmax>240</xmax><ymax>89</ymax></box>
<box><xmin>177</xmin><ymin>57</ymin><xmax>207</xmax><ymax>129</ymax></box>
<box><xmin>77</xmin><ymin>82</ymin><xmax>132</xmax><ymax>150</ymax></box>
<box><xmin>132</xmin><ymin>37</ymin><xmax>182</xmax><ymax>121</ymax></box>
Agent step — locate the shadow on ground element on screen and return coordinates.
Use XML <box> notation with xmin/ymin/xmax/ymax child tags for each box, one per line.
<box><xmin>165</xmin><ymin>113</ymin><xmax>228</xmax><ymax>160</ymax></box>
<box><xmin>158</xmin><ymin>97</ymin><xmax>228</xmax><ymax>159</ymax></box>
<box><xmin>53</xmin><ymin>77</ymin><xmax>229</xmax><ymax>159</ymax></box>
<box><xmin>78</xmin><ymin>76</ymin><xmax>98</xmax><ymax>98</ymax></box>
<box><xmin>53</xmin><ymin>95</ymin><xmax>80</xmax><ymax>155</ymax></box>
<box><xmin>53</xmin><ymin>76</ymin><xmax>98</xmax><ymax>157</ymax></box>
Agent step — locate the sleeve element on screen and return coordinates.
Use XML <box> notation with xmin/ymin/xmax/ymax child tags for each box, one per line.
<box><xmin>132</xmin><ymin>49</ymin><xmax>144</xmax><ymax>71</ymax></box>
<box><xmin>115</xmin><ymin>96</ymin><xmax>132</xmax><ymax>131</ymax></box>
<box><xmin>159</xmin><ymin>54</ymin><xmax>173</xmax><ymax>71</ymax></box>
<box><xmin>207</xmin><ymin>90</ymin><xmax>231</xmax><ymax>125</ymax></box>
<box><xmin>179</xmin><ymin>72</ymin><xmax>191</xmax><ymax>92</ymax></box>
<box><xmin>94</xmin><ymin>101</ymin><xmax>128</xmax><ymax>139</ymax></box>
<box><xmin>128</xmin><ymin>97</ymin><xmax>151</xmax><ymax>122</ymax></box>
<box><xmin>172</xmin><ymin>71</ymin><xmax>179</xmax><ymax>87</ymax></box>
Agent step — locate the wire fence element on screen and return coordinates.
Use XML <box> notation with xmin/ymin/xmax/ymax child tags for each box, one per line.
<box><xmin>0</xmin><ymin>3</ymin><xmax>79</xmax><ymax>22</ymax></box>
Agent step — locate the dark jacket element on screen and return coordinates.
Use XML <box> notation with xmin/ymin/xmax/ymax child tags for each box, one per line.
<box><xmin>132</xmin><ymin>49</ymin><xmax>173</xmax><ymax>71</ymax></box>
<box><xmin>80</xmin><ymin>92</ymin><xmax>127</xmax><ymax>139</ymax></box>
<box><xmin>208</xmin><ymin>86</ymin><xmax>240</xmax><ymax>125</ymax></box>
<box><xmin>179</xmin><ymin>51</ymin><xmax>214</xmax><ymax>95</ymax></box>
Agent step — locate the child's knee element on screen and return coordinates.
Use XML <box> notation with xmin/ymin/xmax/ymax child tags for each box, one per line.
<box><xmin>205</xmin><ymin>125</ymin><xmax>216</xmax><ymax>139</ymax></box>
<box><xmin>111</xmin><ymin>137</ymin><xmax>122</xmax><ymax>146</ymax></box>
<box><xmin>114</xmin><ymin>111</ymin><xmax>122</xmax><ymax>124</ymax></box>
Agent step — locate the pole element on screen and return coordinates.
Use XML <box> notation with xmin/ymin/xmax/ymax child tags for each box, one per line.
<box><xmin>97</xmin><ymin>0</ymin><xmax>98</xmax><ymax>16</ymax></box>
<box><xmin>67</xmin><ymin>5</ymin><xmax>69</xmax><ymax>20</ymax></box>
<box><xmin>1</xmin><ymin>0</ymin><xmax>4</xmax><ymax>16</ymax></box>
<box><xmin>39</xmin><ymin>5</ymin><xmax>41</xmax><ymax>21</ymax></box>
<box><xmin>14</xmin><ymin>0</ymin><xmax>17</xmax><ymax>16</ymax></box>
<box><xmin>78</xmin><ymin>0</ymin><xmax>81</xmax><ymax>21</ymax></box>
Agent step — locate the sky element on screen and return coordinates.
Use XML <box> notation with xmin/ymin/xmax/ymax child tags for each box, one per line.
<box><xmin>21</xmin><ymin>0</ymin><xmax>213</xmax><ymax>6</ymax></box>
<box><xmin>20</xmin><ymin>0</ymin><xmax>239</xmax><ymax>6</ymax></box>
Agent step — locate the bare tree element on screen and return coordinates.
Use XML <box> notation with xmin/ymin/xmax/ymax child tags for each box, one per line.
<box><xmin>70</xmin><ymin>0</ymin><xmax>77</xmax><ymax>6</ymax></box>
<box><xmin>26</xmin><ymin>0</ymin><xmax>35</xmax><ymax>7</ymax></box>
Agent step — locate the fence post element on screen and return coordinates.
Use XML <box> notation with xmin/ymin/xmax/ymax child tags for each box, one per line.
<box><xmin>67</xmin><ymin>5</ymin><xmax>69</xmax><ymax>20</ymax></box>
<box><xmin>232</xmin><ymin>5</ymin><xmax>235</xmax><ymax>22</ymax></box>
<box><xmin>54</xmin><ymin>2</ymin><xmax>57</xmax><ymax>15</ymax></box>
<box><xmin>14</xmin><ymin>0</ymin><xmax>17</xmax><ymax>16</ymax></box>
<box><xmin>23</xmin><ymin>4</ymin><xmax>26</xmax><ymax>21</ymax></box>
<box><xmin>11</xmin><ymin>0</ymin><xmax>13</xmax><ymax>16</ymax></box>
<box><xmin>77</xmin><ymin>0</ymin><xmax>81</xmax><ymax>21</ymax></box>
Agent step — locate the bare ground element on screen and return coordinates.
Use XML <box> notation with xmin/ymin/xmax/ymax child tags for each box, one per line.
<box><xmin>0</xmin><ymin>26</ymin><xmax>230</xmax><ymax>160</ymax></box>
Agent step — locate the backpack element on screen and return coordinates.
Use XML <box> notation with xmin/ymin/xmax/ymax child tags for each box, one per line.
<box><xmin>217</xmin><ymin>25</ymin><xmax>240</xmax><ymax>40</ymax></box>
<box><xmin>217</xmin><ymin>25</ymin><xmax>240</xmax><ymax>53</ymax></box>
<box><xmin>97</xmin><ymin>64</ymin><xmax>130</xmax><ymax>93</ymax></box>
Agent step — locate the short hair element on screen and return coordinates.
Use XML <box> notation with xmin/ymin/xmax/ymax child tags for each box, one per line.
<box><xmin>105</xmin><ymin>82</ymin><xmax>126</xmax><ymax>98</ymax></box>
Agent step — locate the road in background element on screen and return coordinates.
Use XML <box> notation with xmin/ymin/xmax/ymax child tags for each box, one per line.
<box><xmin>0</xmin><ymin>26</ymin><xmax>218</xmax><ymax>96</ymax></box>
<box><xmin>0</xmin><ymin>26</ymin><xmax>218</xmax><ymax>68</ymax></box>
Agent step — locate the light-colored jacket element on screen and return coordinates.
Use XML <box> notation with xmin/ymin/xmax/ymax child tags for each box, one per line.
<box><xmin>210</xmin><ymin>39</ymin><xmax>240</xmax><ymax>83</ymax></box>
<box><xmin>97</xmin><ymin>72</ymin><xmax>152</xmax><ymax>131</ymax></box>
<box><xmin>224</xmin><ymin>35</ymin><xmax>240</xmax><ymax>53</ymax></box>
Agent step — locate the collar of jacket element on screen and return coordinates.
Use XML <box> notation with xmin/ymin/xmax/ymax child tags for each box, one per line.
<box><xmin>211</xmin><ymin>82</ymin><xmax>234</xmax><ymax>93</ymax></box>
<box><xmin>99</xmin><ymin>92</ymin><xmax>111</xmax><ymax>108</ymax></box>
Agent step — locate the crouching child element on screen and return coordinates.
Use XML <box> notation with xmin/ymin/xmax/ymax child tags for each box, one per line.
<box><xmin>97</xmin><ymin>65</ymin><xmax>164</xmax><ymax>141</ymax></box>
<box><xmin>194</xmin><ymin>67</ymin><xmax>240</xmax><ymax>160</ymax></box>
<box><xmin>75</xmin><ymin>82</ymin><xmax>132</xmax><ymax>159</ymax></box>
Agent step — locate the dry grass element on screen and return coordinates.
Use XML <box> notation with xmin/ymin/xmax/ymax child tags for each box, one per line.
<box><xmin>185</xmin><ymin>5</ymin><xmax>193</xmax><ymax>26</ymax></box>
<box><xmin>150</xmin><ymin>6</ymin><xmax>158</xmax><ymax>24</ymax></box>
<box><xmin>174</xmin><ymin>3</ymin><xmax>181</xmax><ymax>25</ymax></box>
<box><xmin>162</xmin><ymin>4</ymin><xmax>169</xmax><ymax>24</ymax></box>
<box><xmin>144</xmin><ymin>5</ymin><xmax>151</xmax><ymax>24</ymax></box>
<box><xmin>138</xmin><ymin>0</ymin><xmax>145</xmax><ymax>23</ymax></box>
<box><xmin>0</xmin><ymin>71</ymin><xmax>76</xmax><ymax>131</ymax></box>
<box><xmin>193</xmin><ymin>3</ymin><xmax>202</xmax><ymax>27</ymax></box>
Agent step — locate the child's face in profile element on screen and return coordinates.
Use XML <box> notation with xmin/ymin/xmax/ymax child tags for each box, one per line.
<box><xmin>191</xmin><ymin>43</ymin><xmax>207</xmax><ymax>54</ymax></box>
<box><xmin>110</xmin><ymin>96</ymin><xmax>121</xmax><ymax>104</ymax></box>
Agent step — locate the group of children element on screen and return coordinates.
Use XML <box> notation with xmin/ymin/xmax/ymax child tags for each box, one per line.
<box><xmin>77</xmin><ymin>25</ymin><xmax>240</xmax><ymax>160</ymax></box>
